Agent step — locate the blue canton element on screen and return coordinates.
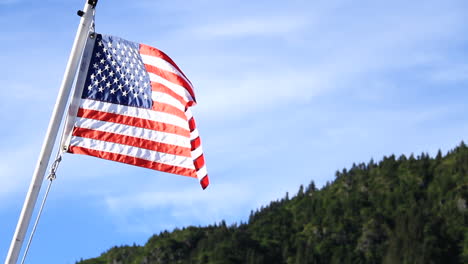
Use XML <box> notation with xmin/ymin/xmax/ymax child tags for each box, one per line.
<box><xmin>82</xmin><ymin>34</ymin><xmax>152</xmax><ymax>109</ymax></box>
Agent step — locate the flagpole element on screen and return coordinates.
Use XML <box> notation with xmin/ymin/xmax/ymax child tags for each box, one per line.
<box><xmin>4</xmin><ymin>1</ymin><xmax>98</xmax><ymax>263</ymax></box>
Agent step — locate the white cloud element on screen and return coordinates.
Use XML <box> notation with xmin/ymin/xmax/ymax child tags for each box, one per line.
<box><xmin>103</xmin><ymin>182</ymin><xmax>255</xmax><ymax>233</ymax></box>
<box><xmin>0</xmin><ymin>146</ymin><xmax>37</xmax><ymax>202</ymax></box>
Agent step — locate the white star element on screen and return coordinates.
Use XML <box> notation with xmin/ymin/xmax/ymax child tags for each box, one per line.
<box><xmin>98</xmin><ymin>86</ymin><xmax>104</xmax><ymax>92</ymax></box>
<box><xmin>93</xmin><ymin>63</ymin><xmax>98</xmax><ymax>69</ymax></box>
<box><xmin>87</xmin><ymin>85</ymin><xmax>93</xmax><ymax>91</ymax></box>
<box><xmin>106</xmin><ymin>82</ymin><xmax>111</xmax><ymax>88</ymax></box>
<box><xmin>143</xmin><ymin>82</ymin><xmax>148</xmax><ymax>88</ymax></box>
<box><xmin>129</xmin><ymin>86</ymin><xmax>134</xmax><ymax>91</ymax></box>
<box><xmin>110</xmin><ymin>88</ymin><xmax>116</xmax><ymax>94</ymax></box>
<box><xmin>130</xmin><ymin>74</ymin><xmax>135</xmax><ymax>80</ymax></box>
<box><xmin>124</xmin><ymin>80</ymin><xmax>130</xmax><ymax>85</ymax></box>
<box><xmin>139</xmin><ymin>76</ymin><xmax>143</xmax><ymax>81</ymax></box>
<box><xmin>116</xmin><ymin>66</ymin><xmax>121</xmax><ymax>72</ymax></box>
<box><xmin>112</xmin><ymin>48</ymin><xmax>117</xmax><ymax>54</ymax></box>
<box><xmin>104</xmin><ymin>65</ymin><xmax>110</xmax><ymax>71</ymax></box>
<box><xmin>117</xmin><ymin>43</ymin><xmax>121</xmax><ymax>49</ymax></box>
<box><xmin>97</xmin><ymin>69</ymin><xmax>102</xmax><ymax>75</ymax></box>
<box><xmin>118</xmin><ymin>84</ymin><xmax>123</xmax><ymax>90</ymax></box>
<box><xmin>106</xmin><ymin>54</ymin><xmax>112</xmax><ymax>59</ymax></box>
<box><xmin>117</xmin><ymin>55</ymin><xmax>122</xmax><ymax>61</ymax></box>
<box><xmin>122</xmin><ymin>91</ymin><xmax>128</xmax><ymax>96</ymax></box>
<box><xmin>109</xmin><ymin>71</ymin><xmax>114</xmax><ymax>77</ymax></box>
<box><xmin>101</xmin><ymin>75</ymin><xmax>107</xmax><ymax>81</ymax></box>
<box><xmin>113</xmin><ymin>78</ymin><xmax>119</xmax><ymax>83</ymax></box>
<box><xmin>95</xmin><ymin>52</ymin><xmax>101</xmax><ymax>58</ymax></box>
<box><xmin>138</xmin><ymin>87</ymin><xmax>143</xmax><ymax>92</ymax></box>
<box><xmin>135</xmin><ymin>81</ymin><xmax>140</xmax><ymax>86</ymax></box>
<box><xmin>107</xmin><ymin>42</ymin><xmax>112</xmax><ymax>48</ymax></box>
<box><xmin>126</xmin><ymin>68</ymin><xmax>131</xmax><ymax>73</ymax></box>
<box><xmin>133</xmin><ymin>93</ymin><xmax>139</xmax><ymax>98</ymax></box>
<box><xmin>100</xmin><ymin>59</ymin><xmax>105</xmax><ymax>64</ymax></box>
<box><xmin>90</xmin><ymin>74</ymin><xmax>95</xmax><ymax>80</ymax></box>
<box><xmin>111</xmin><ymin>60</ymin><xmax>116</xmax><ymax>66</ymax></box>
<box><xmin>125</xmin><ymin>57</ymin><xmax>130</xmax><ymax>62</ymax></box>
<box><xmin>130</xmin><ymin>63</ymin><xmax>134</xmax><ymax>68</ymax></box>
<box><xmin>98</xmin><ymin>41</ymin><xmax>102</xmax><ymax>46</ymax></box>
<box><xmin>103</xmin><ymin>47</ymin><xmax>108</xmax><ymax>53</ymax></box>
<box><xmin>94</xmin><ymin>80</ymin><xmax>99</xmax><ymax>86</ymax></box>
<box><xmin>144</xmin><ymin>94</ymin><xmax>148</xmax><ymax>100</ymax></box>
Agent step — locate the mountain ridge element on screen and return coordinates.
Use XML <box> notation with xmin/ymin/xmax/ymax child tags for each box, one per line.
<box><xmin>77</xmin><ymin>143</ymin><xmax>468</xmax><ymax>264</ymax></box>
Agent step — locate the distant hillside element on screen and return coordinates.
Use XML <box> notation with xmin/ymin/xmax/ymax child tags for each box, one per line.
<box><xmin>77</xmin><ymin>143</ymin><xmax>468</xmax><ymax>264</ymax></box>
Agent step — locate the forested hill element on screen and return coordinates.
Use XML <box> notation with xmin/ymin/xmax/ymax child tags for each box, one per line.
<box><xmin>77</xmin><ymin>143</ymin><xmax>468</xmax><ymax>264</ymax></box>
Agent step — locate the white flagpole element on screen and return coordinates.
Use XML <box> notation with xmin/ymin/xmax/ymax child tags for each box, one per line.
<box><xmin>5</xmin><ymin>1</ymin><xmax>98</xmax><ymax>263</ymax></box>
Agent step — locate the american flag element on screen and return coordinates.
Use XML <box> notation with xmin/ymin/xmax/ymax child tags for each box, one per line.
<box><xmin>66</xmin><ymin>34</ymin><xmax>209</xmax><ymax>189</ymax></box>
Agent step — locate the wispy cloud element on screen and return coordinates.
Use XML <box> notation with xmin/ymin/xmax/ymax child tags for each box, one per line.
<box><xmin>104</xmin><ymin>182</ymin><xmax>255</xmax><ymax>233</ymax></box>
<box><xmin>0</xmin><ymin>146</ymin><xmax>37</xmax><ymax>203</ymax></box>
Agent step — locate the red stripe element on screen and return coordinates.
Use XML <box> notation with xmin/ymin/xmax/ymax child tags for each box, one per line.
<box><xmin>188</xmin><ymin>117</ymin><xmax>196</xmax><ymax>132</ymax></box>
<box><xmin>152</xmin><ymin>102</ymin><xmax>187</xmax><ymax>121</ymax></box>
<box><xmin>139</xmin><ymin>44</ymin><xmax>191</xmax><ymax>84</ymax></box>
<box><xmin>152</xmin><ymin>82</ymin><xmax>188</xmax><ymax>108</ymax></box>
<box><xmin>78</xmin><ymin>108</ymin><xmax>190</xmax><ymax>138</ymax></box>
<box><xmin>145</xmin><ymin>64</ymin><xmax>195</xmax><ymax>102</ymax></box>
<box><xmin>72</xmin><ymin>127</ymin><xmax>192</xmax><ymax>157</ymax></box>
<box><xmin>139</xmin><ymin>44</ymin><xmax>196</xmax><ymax>102</ymax></box>
<box><xmin>69</xmin><ymin>146</ymin><xmax>197</xmax><ymax>178</ymax></box>
<box><xmin>200</xmin><ymin>175</ymin><xmax>209</xmax><ymax>189</ymax></box>
<box><xmin>193</xmin><ymin>154</ymin><xmax>205</xmax><ymax>170</ymax></box>
<box><xmin>191</xmin><ymin>137</ymin><xmax>201</xmax><ymax>151</ymax></box>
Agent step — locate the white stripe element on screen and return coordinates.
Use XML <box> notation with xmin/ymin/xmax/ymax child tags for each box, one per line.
<box><xmin>80</xmin><ymin>99</ymin><xmax>189</xmax><ymax>131</ymax></box>
<box><xmin>185</xmin><ymin>108</ymin><xmax>193</xmax><ymax>120</ymax></box>
<box><xmin>196</xmin><ymin>165</ymin><xmax>208</xmax><ymax>179</ymax></box>
<box><xmin>190</xmin><ymin>129</ymin><xmax>199</xmax><ymax>141</ymax></box>
<box><xmin>191</xmin><ymin>146</ymin><xmax>203</xmax><ymax>160</ymax></box>
<box><xmin>152</xmin><ymin>92</ymin><xmax>185</xmax><ymax>111</ymax></box>
<box><xmin>74</xmin><ymin>117</ymin><xmax>191</xmax><ymax>148</ymax></box>
<box><xmin>141</xmin><ymin>54</ymin><xmax>193</xmax><ymax>88</ymax></box>
<box><xmin>70</xmin><ymin>136</ymin><xmax>195</xmax><ymax>169</ymax></box>
<box><xmin>149</xmin><ymin>72</ymin><xmax>194</xmax><ymax>103</ymax></box>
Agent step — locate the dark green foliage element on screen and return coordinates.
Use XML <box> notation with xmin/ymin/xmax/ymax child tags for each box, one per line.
<box><xmin>77</xmin><ymin>143</ymin><xmax>468</xmax><ymax>264</ymax></box>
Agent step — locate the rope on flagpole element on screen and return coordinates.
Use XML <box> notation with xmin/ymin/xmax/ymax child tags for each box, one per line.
<box><xmin>19</xmin><ymin>153</ymin><xmax>63</xmax><ymax>264</ymax></box>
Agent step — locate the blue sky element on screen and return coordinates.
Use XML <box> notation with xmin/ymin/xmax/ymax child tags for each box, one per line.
<box><xmin>1</xmin><ymin>0</ymin><xmax>467</xmax><ymax>263</ymax></box>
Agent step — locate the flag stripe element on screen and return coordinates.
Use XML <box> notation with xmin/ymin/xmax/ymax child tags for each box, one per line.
<box><xmin>191</xmin><ymin>146</ymin><xmax>203</xmax><ymax>161</ymax></box>
<box><xmin>72</xmin><ymin>127</ymin><xmax>192</xmax><ymax>157</ymax></box>
<box><xmin>74</xmin><ymin>117</ymin><xmax>190</xmax><ymax>148</ymax></box>
<box><xmin>196</xmin><ymin>165</ymin><xmax>208</xmax><ymax>179</ymax></box>
<box><xmin>191</xmin><ymin>136</ymin><xmax>201</xmax><ymax>150</ymax></box>
<box><xmin>148</xmin><ymin>73</ymin><xmax>194</xmax><ymax>104</ymax></box>
<box><xmin>139</xmin><ymin>44</ymin><xmax>193</xmax><ymax>87</ymax></box>
<box><xmin>80</xmin><ymin>99</ymin><xmax>189</xmax><ymax>131</ymax></box>
<box><xmin>200</xmin><ymin>175</ymin><xmax>209</xmax><ymax>189</ymax></box>
<box><xmin>194</xmin><ymin>154</ymin><xmax>205</xmax><ymax>170</ymax></box>
<box><xmin>145</xmin><ymin>65</ymin><xmax>193</xmax><ymax>98</ymax></box>
<box><xmin>152</xmin><ymin>102</ymin><xmax>187</xmax><ymax>121</ymax></box>
<box><xmin>69</xmin><ymin>145</ymin><xmax>197</xmax><ymax>178</ymax></box>
<box><xmin>140</xmin><ymin>54</ymin><xmax>192</xmax><ymax>88</ymax></box>
<box><xmin>70</xmin><ymin>136</ymin><xmax>195</xmax><ymax>169</ymax></box>
<box><xmin>152</xmin><ymin>90</ymin><xmax>186</xmax><ymax>112</ymax></box>
<box><xmin>77</xmin><ymin>108</ymin><xmax>190</xmax><ymax>138</ymax></box>
<box><xmin>190</xmin><ymin>128</ymin><xmax>199</xmax><ymax>140</ymax></box>
<box><xmin>151</xmin><ymin>82</ymin><xmax>188</xmax><ymax>108</ymax></box>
